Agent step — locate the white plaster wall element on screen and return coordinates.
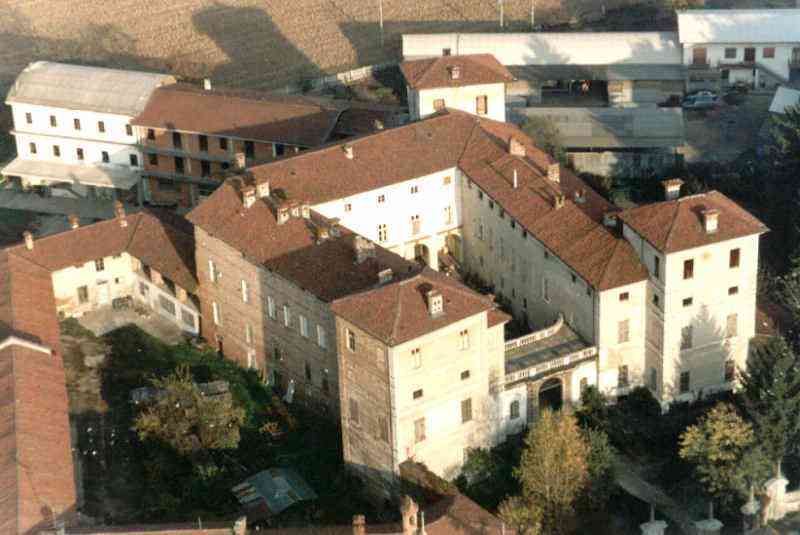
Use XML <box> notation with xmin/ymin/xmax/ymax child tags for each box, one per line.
<box><xmin>132</xmin><ymin>274</ymin><xmax>199</xmax><ymax>334</ymax></box>
<box><xmin>413</xmin><ymin>83</ymin><xmax>506</xmax><ymax>122</ymax></box>
<box><xmin>683</xmin><ymin>43</ymin><xmax>796</xmax><ymax>81</ymax></box>
<box><xmin>14</xmin><ymin>132</ymin><xmax>141</xmax><ymax>168</ymax></box>
<box><xmin>51</xmin><ymin>252</ymin><xmax>135</xmax><ymax>316</ymax></box>
<box><xmin>499</xmin><ymin>384</ymin><xmax>527</xmax><ymax>438</ymax></box>
<box><xmin>11</xmin><ymin>103</ymin><xmax>138</xmax><ymax>145</ymax></box>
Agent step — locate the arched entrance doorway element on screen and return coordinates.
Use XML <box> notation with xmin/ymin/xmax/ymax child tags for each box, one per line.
<box><xmin>414</xmin><ymin>243</ymin><xmax>430</xmax><ymax>266</ymax></box>
<box><xmin>538</xmin><ymin>378</ymin><xmax>563</xmax><ymax>412</ymax></box>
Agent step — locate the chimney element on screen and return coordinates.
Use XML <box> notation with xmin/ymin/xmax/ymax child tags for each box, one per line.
<box><xmin>68</xmin><ymin>214</ymin><xmax>80</xmax><ymax>230</ymax></box>
<box><xmin>316</xmin><ymin>224</ymin><xmax>330</xmax><ymax>242</ymax></box>
<box><xmin>234</xmin><ymin>152</ymin><xmax>246</xmax><ymax>170</ymax></box>
<box><xmin>290</xmin><ymin>201</ymin><xmax>301</xmax><ymax>218</ymax></box>
<box><xmin>352</xmin><ymin>515</ymin><xmax>366</xmax><ymax>535</ymax></box>
<box><xmin>23</xmin><ymin>231</ymin><xmax>33</xmax><ymax>251</ymax></box>
<box><xmin>277</xmin><ymin>205</ymin><xmax>291</xmax><ymax>225</ymax></box>
<box><xmin>603</xmin><ymin>212</ymin><xmax>618</xmax><ymax>228</ymax></box>
<box><xmin>554</xmin><ymin>193</ymin><xmax>565</xmax><ymax>209</ymax></box>
<box><xmin>114</xmin><ymin>201</ymin><xmax>128</xmax><ymax>228</ymax></box>
<box><xmin>573</xmin><ymin>188</ymin><xmax>586</xmax><ymax>204</ymax></box>
<box><xmin>512</xmin><ymin>169</ymin><xmax>518</xmax><ymax>189</ymax></box>
<box><xmin>302</xmin><ymin>203</ymin><xmax>311</xmax><ymax>219</ymax></box>
<box><xmin>242</xmin><ymin>186</ymin><xmax>256</xmax><ymax>208</ymax></box>
<box><xmin>662</xmin><ymin>179</ymin><xmax>684</xmax><ymax>201</ymax></box>
<box><xmin>548</xmin><ymin>163</ymin><xmax>561</xmax><ymax>183</ymax></box>
<box><xmin>329</xmin><ymin>218</ymin><xmax>342</xmax><ymax>237</ymax></box>
<box><xmin>426</xmin><ymin>288</ymin><xmax>444</xmax><ymax>317</ymax></box>
<box><xmin>701</xmin><ymin>208</ymin><xmax>719</xmax><ymax>234</ymax></box>
<box><xmin>343</xmin><ymin>144</ymin><xmax>354</xmax><ymax>160</ymax></box>
<box><xmin>509</xmin><ymin>137</ymin><xmax>526</xmax><ymax>157</ymax></box>
<box><xmin>203</xmin><ymin>78</ymin><xmax>212</xmax><ymax>91</ymax></box>
<box><xmin>449</xmin><ymin>65</ymin><xmax>461</xmax><ymax>80</ymax></box>
<box><xmin>400</xmin><ymin>496</ymin><xmax>419</xmax><ymax>535</ymax></box>
<box><xmin>354</xmin><ymin>236</ymin><xmax>376</xmax><ymax>264</ymax></box>
<box><xmin>378</xmin><ymin>268</ymin><xmax>394</xmax><ymax>284</ymax></box>
<box><xmin>257</xmin><ymin>181</ymin><xmax>270</xmax><ymax>198</ymax></box>
<box><xmin>151</xmin><ymin>268</ymin><xmax>164</xmax><ymax>286</ymax></box>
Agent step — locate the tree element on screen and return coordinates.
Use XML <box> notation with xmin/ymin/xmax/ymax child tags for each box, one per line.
<box><xmin>521</xmin><ymin>115</ymin><xmax>566</xmax><ymax>164</ymax></box>
<box><xmin>679</xmin><ymin>402</ymin><xmax>769</xmax><ymax>504</ymax></box>
<box><xmin>739</xmin><ymin>336</ymin><xmax>800</xmax><ymax>476</ymax></box>
<box><xmin>513</xmin><ymin>410</ymin><xmax>590</xmax><ymax>533</ymax></box>
<box><xmin>575</xmin><ymin>385</ymin><xmax>609</xmax><ymax>433</ymax></box>
<box><xmin>135</xmin><ymin>365</ymin><xmax>246</xmax><ymax>456</ymax></box>
<box><xmin>770</xmin><ymin>105</ymin><xmax>800</xmax><ymax>180</ymax></box>
<box><xmin>581</xmin><ymin>428</ymin><xmax>615</xmax><ymax>512</ymax></box>
<box><xmin>498</xmin><ymin>495</ymin><xmax>543</xmax><ymax>535</ymax></box>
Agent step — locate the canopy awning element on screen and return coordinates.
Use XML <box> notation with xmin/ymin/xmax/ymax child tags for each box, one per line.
<box><xmin>1</xmin><ymin>158</ymin><xmax>140</xmax><ymax>190</ymax></box>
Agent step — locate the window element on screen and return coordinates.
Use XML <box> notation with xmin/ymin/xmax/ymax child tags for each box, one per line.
<box><xmin>208</xmin><ymin>259</ymin><xmax>218</xmax><ymax>283</ymax></box>
<box><xmin>724</xmin><ymin>47</ymin><xmax>737</xmax><ymax>59</ymax></box>
<box><xmin>274</xmin><ymin>143</ymin><xmax>285</xmax><ymax>157</ymax></box>
<box><xmin>619</xmin><ymin>292</ymin><xmax>629</xmax><ymax>302</ymax></box>
<box><xmin>49</xmin><ymin>115</ymin><xmax>57</xmax><ymax>127</ymax></box>
<box><xmin>618</xmin><ymin>319</ymin><xmax>630</xmax><ymax>344</ymax></box>
<box><xmin>653</xmin><ymin>294</ymin><xmax>660</xmax><ymax>307</ymax></box>
<box><xmin>28</xmin><ymin>142</ymin><xmax>36</xmax><ymax>155</ymax></box>
<box><xmin>317</xmin><ymin>325</ymin><xmax>327</xmax><ymax>348</ymax></box>
<box><xmin>25</xmin><ymin>112</ymin><xmax>32</xmax><ymax>124</ymax></box>
<box><xmin>283</xmin><ymin>304</ymin><xmax>291</xmax><ymax>328</ymax></box>
<box><xmin>174</xmin><ymin>156</ymin><xmax>185</xmax><ymax>173</ymax></box>
<box><xmin>410</xmin><ymin>185</ymin><xmax>419</xmax><ymax>194</ymax></box>
<box><xmin>97</xmin><ymin>121</ymin><xmax>105</xmax><ymax>133</ymax></box>
<box><xmin>94</xmin><ymin>258</ymin><xmax>105</xmax><ymax>272</ymax></box>
<box><xmin>378</xmin><ymin>416</ymin><xmax>389</xmax><ymax>442</ymax></box>
<box><xmin>53</xmin><ymin>145</ymin><xmax>61</xmax><ymax>158</ymax></box>
<box><xmin>344</xmin><ymin>203</ymin><xmax>352</xmax><ymax>212</ymax></box>
<box><xmin>300</xmin><ymin>315</ymin><xmax>309</xmax><ymax>338</ymax></box>
<box><xmin>728</xmin><ymin>286</ymin><xmax>739</xmax><ymax>296</ymax></box>
<box><xmin>181</xmin><ymin>308</ymin><xmax>194</xmax><ymax>328</ymax></box>
<box><xmin>730</xmin><ymin>248</ymin><xmax>740</xmax><ymax>268</ymax></box>
<box><xmin>653</xmin><ymin>256</ymin><xmax>661</xmax><ymax>279</ymax></box>
<box><xmin>377</xmin><ymin>224</ymin><xmax>388</xmax><ymax>243</ymax></box>
<box><xmin>77</xmin><ymin>286</ymin><xmax>89</xmax><ymax>304</ymax></box>
<box><xmin>442</xmin><ymin>48</ymin><xmax>451</xmax><ymax>56</ymax></box>
<box><xmin>443</xmin><ymin>175</ymin><xmax>452</xmax><ymax>186</ymax></box>
<box><xmin>683</xmin><ymin>259</ymin><xmax>694</xmax><ymax>280</ymax></box>
<box><xmin>199</xmin><ymin>135</ymin><xmax>208</xmax><ymax>152</ymax></box>
<box><xmin>725</xmin><ymin>360</ymin><xmax>736</xmax><ymax>383</ymax></box>
<box><xmin>460</xmin><ymin>370</ymin><xmax>470</xmax><ymax>380</ymax></box>
<box><xmin>125</xmin><ymin>124</ymin><xmax>133</xmax><ymax>136</ymax></box>
<box><xmin>726</xmin><ymin>313</ymin><xmax>738</xmax><ymax>337</ymax></box>
<box><xmin>414</xmin><ymin>418</ymin><xmax>426</xmax><ymax>443</ymax></box>
<box><xmin>510</xmin><ymin>400</ymin><xmax>520</xmax><ymax>419</ymax></box>
<box><xmin>763</xmin><ymin>47</ymin><xmax>776</xmax><ymax>59</ymax></box>
<box><xmin>212</xmin><ymin>302</ymin><xmax>221</xmax><ymax>325</ymax></box>
<box><xmin>461</xmin><ymin>398</ymin><xmax>473</xmax><ymax>423</ymax></box>
<box><xmin>129</xmin><ymin>154</ymin><xmax>138</xmax><ymax>167</ymax></box>
<box><xmin>580</xmin><ymin>377</ymin><xmax>588</xmax><ymax>393</ymax></box>
<box><xmin>101</xmin><ymin>151</ymin><xmax>109</xmax><ymax>163</ymax></box>
<box><xmin>377</xmin><ymin>194</ymin><xmax>385</xmax><ymax>204</ymax></box>
<box><xmin>322</xmin><ymin>375</ymin><xmax>330</xmax><ymax>394</ymax></box>
<box><xmin>475</xmin><ymin>95</ymin><xmax>488</xmax><ymax>115</ymax></box>
<box><xmin>265</xmin><ymin>296</ymin><xmax>275</xmax><ymax>320</ymax></box>
<box><xmin>240</xmin><ymin>280</ymin><xmax>249</xmax><ymax>303</ymax></box>
<box><xmin>681</xmin><ymin>325</ymin><xmax>693</xmax><ymax>350</ymax></box>
<box><xmin>346</xmin><ymin>328</ymin><xmax>356</xmax><ymax>351</ymax></box>
<box><xmin>544</xmin><ymin>250</ymin><xmax>550</xmax><ymax>260</ymax></box>
<box><xmin>349</xmin><ymin>399</ymin><xmax>360</xmax><ymax>424</ymax></box>
<box><xmin>219</xmin><ymin>137</ymin><xmax>228</xmax><ymax>150</ymax></box>
<box><xmin>459</xmin><ymin>329</ymin><xmax>470</xmax><ymax>350</ymax></box>
<box><xmin>411</xmin><ymin>214</ymin><xmax>421</xmax><ymax>235</ymax></box>
<box><xmin>412</xmin><ymin>348</ymin><xmax>421</xmax><ymax>369</ymax></box>
<box><xmin>73</xmin><ymin>118</ymin><xmax>81</xmax><ymax>130</ymax></box>
<box><xmin>245</xmin><ymin>141</ymin><xmax>255</xmax><ymax>158</ymax></box>
<box><xmin>149</xmin><ymin>153</ymin><xmax>158</xmax><ymax>165</ymax></box>
<box><xmin>413</xmin><ymin>389</ymin><xmax>423</xmax><ymax>400</ymax></box>
<box><xmin>147</xmin><ymin>128</ymin><xmax>155</xmax><ymax>140</ymax></box>
<box><xmin>304</xmin><ymin>362</ymin><xmax>312</xmax><ymax>381</ymax></box>
<box><xmin>745</xmin><ymin>47</ymin><xmax>756</xmax><ymax>62</ymax></box>
<box><xmin>683</xmin><ymin>297</ymin><xmax>693</xmax><ymax>307</ymax></box>
<box><xmin>157</xmin><ymin>179</ymin><xmax>179</xmax><ymax>192</ymax></box>
<box><xmin>680</xmin><ymin>371</ymin><xmax>690</xmax><ymax>394</ymax></box>
<box><xmin>245</xmin><ymin>324</ymin><xmax>254</xmax><ymax>345</ymax></box>
<box><xmin>433</xmin><ymin>98</ymin><xmax>445</xmax><ymax>110</ymax></box>
<box><xmin>76</xmin><ymin>148</ymin><xmax>84</xmax><ymax>161</ymax></box>
<box><xmin>649</xmin><ymin>368</ymin><xmax>658</xmax><ymax>391</ymax></box>
<box><xmin>201</xmin><ymin>160</ymin><xmax>211</xmax><ymax>177</ymax></box>
<box><xmin>618</xmin><ymin>365</ymin><xmax>629</xmax><ymax>388</ymax></box>
<box><xmin>543</xmin><ymin>278</ymin><xmax>550</xmax><ymax>302</ymax></box>
<box><xmin>172</xmin><ymin>131</ymin><xmax>182</xmax><ymax>148</ymax></box>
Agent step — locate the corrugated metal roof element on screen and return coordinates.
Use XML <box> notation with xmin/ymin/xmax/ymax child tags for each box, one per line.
<box><xmin>678</xmin><ymin>9</ymin><xmax>800</xmax><ymax>44</ymax></box>
<box><xmin>6</xmin><ymin>61</ymin><xmax>175</xmax><ymax>116</ymax></box>
<box><xmin>770</xmin><ymin>86</ymin><xmax>800</xmax><ymax>114</ymax></box>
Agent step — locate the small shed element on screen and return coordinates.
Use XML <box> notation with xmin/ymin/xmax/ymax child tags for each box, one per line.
<box><xmin>769</xmin><ymin>86</ymin><xmax>800</xmax><ymax>115</ymax></box>
<box><xmin>232</xmin><ymin>467</ymin><xmax>317</xmax><ymax>518</ymax></box>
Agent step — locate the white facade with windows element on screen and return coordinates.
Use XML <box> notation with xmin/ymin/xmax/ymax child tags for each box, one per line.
<box><xmin>408</xmin><ymin>82</ymin><xmax>507</xmax><ymax>122</ymax></box>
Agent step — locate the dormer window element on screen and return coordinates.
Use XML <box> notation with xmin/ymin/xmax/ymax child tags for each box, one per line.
<box><xmin>427</xmin><ymin>290</ymin><xmax>444</xmax><ymax>317</ymax></box>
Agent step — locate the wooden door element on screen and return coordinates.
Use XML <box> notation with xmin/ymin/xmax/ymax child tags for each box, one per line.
<box><xmin>692</xmin><ymin>47</ymin><xmax>707</xmax><ymax>66</ymax></box>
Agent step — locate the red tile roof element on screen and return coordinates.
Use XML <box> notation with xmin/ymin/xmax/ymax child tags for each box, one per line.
<box><xmin>400</xmin><ymin>54</ymin><xmax>515</xmax><ymax>90</ymax></box>
<box><xmin>618</xmin><ymin>191</ymin><xmax>769</xmax><ymax>253</ymax></box>
<box><xmin>331</xmin><ymin>269</ymin><xmax>506</xmax><ymax>346</ymax></box>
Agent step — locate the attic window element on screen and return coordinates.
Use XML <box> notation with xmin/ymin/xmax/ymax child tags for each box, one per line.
<box><xmin>442</xmin><ymin>48</ymin><xmax>451</xmax><ymax>56</ymax></box>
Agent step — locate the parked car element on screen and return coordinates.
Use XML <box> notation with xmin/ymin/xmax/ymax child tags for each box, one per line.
<box><xmin>682</xmin><ymin>94</ymin><xmax>720</xmax><ymax>110</ymax></box>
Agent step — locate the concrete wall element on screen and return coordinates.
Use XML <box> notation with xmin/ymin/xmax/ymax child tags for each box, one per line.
<box><xmin>132</xmin><ymin>271</ymin><xmax>199</xmax><ymax>335</ymax></box>
<box><xmin>410</xmin><ymin>82</ymin><xmax>506</xmax><ymax>122</ymax></box>
<box><xmin>683</xmin><ymin>43</ymin><xmax>798</xmax><ymax>84</ymax></box>
<box><xmin>568</xmin><ymin>149</ymin><xmax>677</xmax><ymax>179</ymax></box>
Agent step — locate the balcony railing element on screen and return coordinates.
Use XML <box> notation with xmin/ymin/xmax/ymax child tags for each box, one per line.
<box><xmin>505</xmin><ymin>346</ymin><xmax>597</xmax><ymax>384</ymax></box>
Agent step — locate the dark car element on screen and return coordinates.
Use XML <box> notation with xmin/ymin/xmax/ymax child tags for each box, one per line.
<box><xmin>682</xmin><ymin>94</ymin><xmax>720</xmax><ymax>110</ymax></box>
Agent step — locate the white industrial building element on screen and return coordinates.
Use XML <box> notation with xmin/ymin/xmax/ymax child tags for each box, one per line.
<box><xmin>2</xmin><ymin>62</ymin><xmax>175</xmax><ymax>202</ymax></box>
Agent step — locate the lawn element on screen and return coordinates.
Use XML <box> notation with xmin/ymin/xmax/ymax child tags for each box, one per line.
<box><xmin>65</xmin><ymin>323</ymin><xmax>378</xmax><ymax>527</ymax></box>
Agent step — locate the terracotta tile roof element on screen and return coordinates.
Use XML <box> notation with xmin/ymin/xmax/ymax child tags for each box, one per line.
<box><xmin>132</xmin><ymin>83</ymin><xmax>344</xmax><ymax>147</ymax></box>
<box><xmin>330</xmin><ymin>269</ymin><xmax>501</xmax><ymax>346</ymax></box>
<box><xmin>424</xmin><ymin>493</ymin><xmax>504</xmax><ymax>535</ymax></box>
<box><xmin>188</xmin><ymin>179</ymin><xmax>421</xmax><ymax>302</ymax></box>
<box><xmin>400</xmin><ymin>54</ymin><xmax>515</xmax><ymax>90</ymax></box>
<box><xmin>488</xmin><ymin>308</ymin><xmax>510</xmax><ymax>328</ymax></box>
<box><xmin>0</xmin><ymin>343</ymin><xmax>76</xmax><ymax>534</ymax></box>
<box><xmin>6</xmin><ymin>209</ymin><xmax>198</xmax><ymax>293</ymax></box>
<box><xmin>617</xmin><ymin>190</ymin><xmax>769</xmax><ymax>253</ymax></box>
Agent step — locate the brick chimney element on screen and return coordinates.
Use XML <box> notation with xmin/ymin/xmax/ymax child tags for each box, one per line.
<box><xmin>330</xmin><ymin>218</ymin><xmax>342</xmax><ymax>237</ymax></box>
<box><xmin>257</xmin><ymin>181</ymin><xmax>270</xmax><ymax>198</ymax></box>
<box><xmin>426</xmin><ymin>289</ymin><xmax>444</xmax><ymax>317</ymax></box>
<box><xmin>554</xmin><ymin>193</ymin><xmax>565</xmax><ymax>209</ymax></box>
<box><xmin>343</xmin><ymin>144</ymin><xmax>354</xmax><ymax>160</ymax></box>
<box><xmin>352</xmin><ymin>515</ymin><xmax>366</xmax><ymax>535</ymax></box>
<box><xmin>277</xmin><ymin>205</ymin><xmax>291</xmax><ymax>225</ymax></box>
<box><xmin>68</xmin><ymin>214</ymin><xmax>80</xmax><ymax>229</ymax></box>
<box><xmin>662</xmin><ymin>179</ymin><xmax>684</xmax><ymax>201</ymax></box>
<box><xmin>203</xmin><ymin>78</ymin><xmax>212</xmax><ymax>91</ymax></box>
<box><xmin>603</xmin><ymin>212</ymin><xmax>618</xmax><ymax>228</ymax></box>
<box><xmin>401</xmin><ymin>496</ymin><xmax>419</xmax><ymax>535</ymax></box>
<box><xmin>176</xmin><ymin>286</ymin><xmax>188</xmax><ymax>303</ymax></box>
<box><xmin>242</xmin><ymin>186</ymin><xmax>256</xmax><ymax>208</ymax></box>
<box><xmin>114</xmin><ymin>201</ymin><xmax>128</xmax><ymax>228</ymax></box>
<box><xmin>234</xmin><ymin>152</ymin><xmax>246</xmax><ymax>169</ymax></box>
<box><xmin>509</xmin><ymin>137</ymin><xmax>526</xmax><ymax>157</ymax></box>
<box><xmin>449</xmin><ymin>65</ymin><xmax>461</xmax><ymax>80</ymax></box>
<box><xmin>354</xmin><ymin>236</ymin><xmax>376</xmax><ymax>263</ymax></box>
<box><xmin>23</xmin><ymin>231</ymin><xmax>33</xmax><ymax>251</ymax></box>
<box><xmin>378</xmin><ymin>268</ymin><xmax>394</xmax><ymax>284</ymax></box>
<box><xmin>548</xmin><ymin>163</ymin><xmax>561</xmax><ymax>183</ymax></box>
<box><xmin>701</xmin><ymin>208</ymin><xmax>719</xmax><ymax>234</ymax></box>
<box><xmin>573</xmin><ymin>188</ymin><xmax>586</xmax><ymax>204</ymax></box>
<box><xmin>302</xmin><ymin>203</ymin><xmax>311</xmax><ymax>219</ymax></box>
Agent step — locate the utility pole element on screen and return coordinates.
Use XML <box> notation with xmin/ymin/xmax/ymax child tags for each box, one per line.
<box><xmin>378</xmin><ymin>0</ymin><xmax>384</xmax><ymax>46</ymax></box>
<box><xmin>498</xmin><ymin>0</ymin><xmax>504</xmax><ymax>29</ymax></box>
<box><xmin>531</xmin><ymin>0</ymin><xmax>535</xmax><ymax>29</ymax></box>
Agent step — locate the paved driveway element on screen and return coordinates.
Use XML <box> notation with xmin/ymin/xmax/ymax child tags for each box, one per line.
<box><xmin>77</xmin><ymin>306</ymin><xmax>185</xmax><ymax>344</ymax></box>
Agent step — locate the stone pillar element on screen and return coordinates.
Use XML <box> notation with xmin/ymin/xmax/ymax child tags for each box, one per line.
<box><xmin>695</xmin><ymin>503</ymin><xmax>723</xmax><ymax>535</ymax></box>
<box><xmin>640</xmin><ymin>505</ymin><xmax>667</xmax><ymax>535</ymax></box>
<box><xmin>764</xmin><ymin>477</ymin><xmax>789</xmax><ymax>522</ymax></box>
<box><xmin>740</xmin><ymin>486</ymin><xmax>759</xmax><ymax>533</ymax></box>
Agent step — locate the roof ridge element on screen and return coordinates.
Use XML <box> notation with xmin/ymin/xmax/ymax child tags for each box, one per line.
<box><xmin>414</xmin><ymin>57</ymin><xmax>442</xmax><ymax>87</ymax></box>
<box><xmin>124</xmin><ymin>211</ymin><xmax>146</xmax><ymax>251</ymax></box>
<box><xmin>662</xmin><ymin>201</ymin><xmax>682</xmax><ymax>251</ymax></box>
